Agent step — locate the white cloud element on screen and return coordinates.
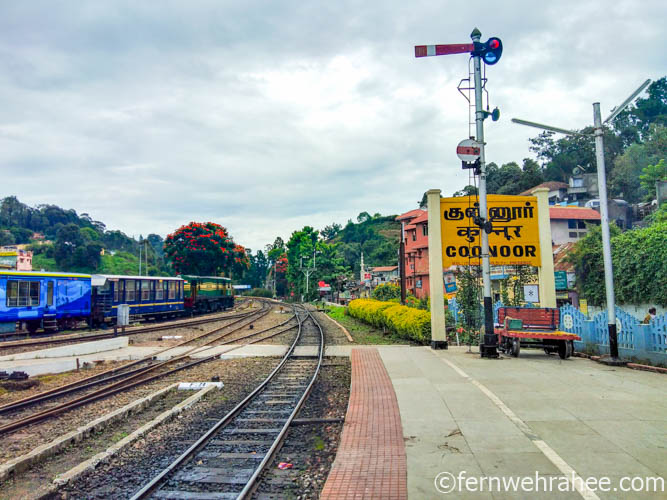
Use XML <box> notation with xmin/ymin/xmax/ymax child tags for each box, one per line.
<box><xmin>0</xmin><ymin>0</ymin><xmax>665</xmax><ymax>251</ymax></box>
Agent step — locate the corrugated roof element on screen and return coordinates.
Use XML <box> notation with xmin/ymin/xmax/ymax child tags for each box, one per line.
<box><xmin>396</xmin><ymin>209</ymin><xmax>425</xmax><ymax>221</ymax></box>
<box><xmin>553</xmin><ymin>242</ymin><xmax>576</xmax><ymax>272</ymax></box>
<box><xmin>519</xmin><ymin>181</ymin><xmax>569</xmax><ymax>196</ymax></box>
<box><xmin>549</xmin><ymin>206</ymin><xmax>601</xmax><ymax>220</ymax></box>
<box><xmin>372</xmin><ymin>266</ymin><xmax>398</xmax><ymax>272</ymax></box>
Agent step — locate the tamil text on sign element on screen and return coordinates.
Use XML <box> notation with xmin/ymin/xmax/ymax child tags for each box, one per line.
<box><xmin>440</xmin><ymin>195</ymin><xmax>541</xmax><ymax>267</ymax></box>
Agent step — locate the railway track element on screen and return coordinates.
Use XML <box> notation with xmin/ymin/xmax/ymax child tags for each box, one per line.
<box><xmin>0</xmin><ymin>300</ymin><xmax>285</xmax><ymax>435</ymax></box>
<box><xmin>129</xmin><ymin>305</ymin><xmax>324</xmax><ymax>500</ymax></box>
<box><xmin>0</xmin><ymin>300</ymin><xmax>260</xmax><ymax>352</ymax></box>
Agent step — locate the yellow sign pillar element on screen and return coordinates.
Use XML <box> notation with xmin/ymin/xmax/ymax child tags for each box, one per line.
<box><xmin>427</xmin><ymin>189</ymin><xmax>447</xmax><ymax>349</ymax></box>
<box><xmin>533</xmin><ymin>187</ymin><xmax>557</xmax><ymax>308</ymax></box>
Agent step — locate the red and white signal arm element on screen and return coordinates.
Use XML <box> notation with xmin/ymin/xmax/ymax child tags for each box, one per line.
<box><xmin>456</xmin><ymin>139</ymin><xmax>482</xmax><ymax>162</ymax></box>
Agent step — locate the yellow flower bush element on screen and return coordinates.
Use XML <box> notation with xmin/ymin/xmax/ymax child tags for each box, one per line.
<box><xmin>348</xmin><ymin>298</ymin><xmax>431</xmax><ymax>344</ymax></box>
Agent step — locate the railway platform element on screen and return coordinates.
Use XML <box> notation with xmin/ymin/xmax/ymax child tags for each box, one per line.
<box><xmin>324</xmin><ymin>345</ymin><xmax>666</xmax><ymax>499</ymax></box>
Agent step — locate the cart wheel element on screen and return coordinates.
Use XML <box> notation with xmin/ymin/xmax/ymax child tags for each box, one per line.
<box><xmin>565</xmin><ymin>340</ymin><xmax>573</xmax><ymax>359</ymax></box>
<box><xmin>544</xmin><ymin>347</ymin><xmax>553</xmax><ymax>355</ymax></box>
<box><xmin>511</xmin><ymin>338</ymin><xmax>520</xmax><ymax>357</ymax></box>
<box><xmin>558</xmin><ymin>340</ymin><xmax>568</xmax><ymax>359</ymax></box>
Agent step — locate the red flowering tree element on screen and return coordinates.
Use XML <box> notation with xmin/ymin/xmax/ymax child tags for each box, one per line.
<box><xmin>164</xmin><ymin>222</ymin><xmax>250</xmax><ymax>276</ymax></box>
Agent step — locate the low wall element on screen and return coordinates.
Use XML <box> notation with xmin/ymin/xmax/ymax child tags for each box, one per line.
<box><xmin>560</xmin><ymin>305</ymin><xmax>667</xmax><ymax>366</ymax></box>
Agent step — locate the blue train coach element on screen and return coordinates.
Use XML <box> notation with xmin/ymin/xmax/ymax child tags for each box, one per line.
<box><xmin>91</xmin><ymin>274</ymin><xmax>185</xmax><ymax>325</ymax></box>
<box><xmin>0</xmin><ymin>270</ymin><xmax>92</xmax><ymax>333</ymax></box>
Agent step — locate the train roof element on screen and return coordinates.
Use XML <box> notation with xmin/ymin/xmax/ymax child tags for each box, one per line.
<box><xmin>91</xmin><ymin>274</ymin><xmax>183</xmax><ymax>286</ymax></box>
<box><xmin>0</xmin><ymin>270</ymin><xmax>92</xmax><ymax>279</ymax></box>
<box><xmin>179</xmin><ymin>275</ymin><xmax>232</xmax><ymax>282</ymax></box>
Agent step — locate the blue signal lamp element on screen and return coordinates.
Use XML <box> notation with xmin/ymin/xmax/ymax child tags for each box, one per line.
<box><xmin>473</xmin><ymin>37</ymin><xmax>503</xmax><ymax>65</ymax></box>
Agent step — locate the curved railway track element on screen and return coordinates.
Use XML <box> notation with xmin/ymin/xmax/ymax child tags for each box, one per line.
<box><xmin>0</xmin><ymin>299</ymin><xmax>289</xmax><ymax>435</ymax></box>
<box><xmin>129</xmin><ymin>305</ymin><xmax>324</xmax><ymax>500</ymax></box>
<box><xmin>0</xmin><ymin>300</ymin><xmax>259</xmax><ymax>351</ymax></box>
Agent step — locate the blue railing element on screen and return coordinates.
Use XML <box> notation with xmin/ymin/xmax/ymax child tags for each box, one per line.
<box><xmin>448</xmin><ymin>299</ymin><xmax>666</xmax><ymax>365</ymax></box>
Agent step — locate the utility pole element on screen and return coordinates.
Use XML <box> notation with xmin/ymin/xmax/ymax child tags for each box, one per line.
<box><xmin>512</xmin><ymin>79</ymin><xmax>650</xmax><ymax>365</ymax></box>
<box><xmin>299</xmin><ymin>251</ymin><xmax>318</xmax><ymax>302</ymax></box>
<box><xmin>399</xmin><ymin>221</ymin><xmax>407</xmax><ymax>304</ymax></box>
<box><xmin>139</xmin><ymin>240</ymin><xmax>142</xmax><ymax>276</ymax></box>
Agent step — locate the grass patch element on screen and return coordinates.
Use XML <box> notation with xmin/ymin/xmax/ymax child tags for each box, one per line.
<box><xmin>110</xmin><ymin>431</ymin><xmax>129</xmax><ymax>443</ymax></box>
<box><xmin>325</xmin><ymin>305</ymin><xmax>408</xmax><ymax>345</ymax></box>
<box><xmin>312</xmin><ymin>435</ymin><xmax>325</xmax><ymax>451</ymax></box>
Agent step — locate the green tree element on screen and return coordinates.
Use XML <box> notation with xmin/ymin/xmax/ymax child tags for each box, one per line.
<box><xmin>639</xmin><ymin>159</ymin><xmax>666</xmax><ymax>199</ymax></box>
<box><xmin>568</xmin><ymin>222</ymin><xmax>667</xmax><ymax>306</ymax></box>
<box><xmin>610</xmin><ymin>125</ymin><xmax>667</xmax><ymax>202</ymax></box>
<box><xmin>613</xmin><ymin>77</ymin><xmax>667</xmax><ymax>145</ymax></box>
<box><xmin>164</xmin><ymin>222</ymin><xmax>249</xmax><ymax>276</ymax></box>
<box><xmin>453</xmin><ymin>185</ymin><xmax>478</xmax><ymax>197</ymax></box>
<box><xmin>321</xmin><ymin>223</ymin><xmax>342</xmax><ymax>240</ymax></box>
<box><xmin>54</xmin><ymin>223</ymin><xmax>84</xmax><ymax>268</ymax></box>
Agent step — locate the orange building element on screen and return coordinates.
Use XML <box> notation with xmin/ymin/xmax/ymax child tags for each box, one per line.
<box><xmin>396</xmin><ymin>209</ymin><xmax>431</xmax><ymax>299</ymax></box>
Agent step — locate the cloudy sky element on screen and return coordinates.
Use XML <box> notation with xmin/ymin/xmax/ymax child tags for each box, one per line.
<box><xmin>1</xmin><ymin>1</ymin><xmax>665</xmax><ymax>251</ymax></box>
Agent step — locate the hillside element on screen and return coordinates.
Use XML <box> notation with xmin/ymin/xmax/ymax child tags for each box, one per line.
<box><xmin>0</xmin><ymin>196</ymin><xmax>169</xmax><ymax>275</ymax></box>
<box><xmin>326</xmin><ymin>212</ymin><xmax>400</xmax><ymax>274</ymax></box>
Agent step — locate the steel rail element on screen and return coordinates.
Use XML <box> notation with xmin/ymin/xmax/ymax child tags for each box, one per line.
<box><xmin>0</xmin><ymin>303</ymin><xmax>296</xmax><ymax>434</ymax></box>
<box><xmin>128</xmin><ymin>306</ymin><xmax>312</xmax><ymax>499</ymax></box>
<box><xmin>0</xmin><ymin>299</ymin><xmax>259</xmax><ymax>348</ymax></box>
<box><xmin>237</xmin><ymin>307</ymin><xmax>325</xmax><ymax>499</ymax></box>
<box><xmin>0</xmin><ymin>300</ymin><xmax>273</xmax><ymax>415</ymax></box>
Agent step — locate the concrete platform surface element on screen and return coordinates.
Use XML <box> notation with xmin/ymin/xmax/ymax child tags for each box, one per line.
<box><xmin>377</xmin><ymin>345</ymin><xmax>666</xmax><ymax>499</ymax></box>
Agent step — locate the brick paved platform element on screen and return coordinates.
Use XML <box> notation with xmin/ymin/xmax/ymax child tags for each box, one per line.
<box><xmin>321</xmin><ymin>348</ymin><xmax>407</xmax><ymax>500</ymax></box>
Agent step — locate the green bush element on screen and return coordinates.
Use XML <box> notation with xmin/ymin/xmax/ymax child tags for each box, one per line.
<box><xmin>348</xmin><ymin>298</ymin><xmax>431</xmax><ymax>344</ymax></box>
<box><xmin>372</xmin><ymin>283</ymin><xmax>401</xmax><ymax>301</ymax></box>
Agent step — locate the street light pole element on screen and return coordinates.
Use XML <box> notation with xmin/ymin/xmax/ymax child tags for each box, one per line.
<box><xmin>471</xmin><ymin>28</ymin><xmax>498</xmax><ymax>358</ymax></box>
<box><xmin>512</xmin><ymin>79</ymin><xmax>651</xmax><ymax>365</ymax></box>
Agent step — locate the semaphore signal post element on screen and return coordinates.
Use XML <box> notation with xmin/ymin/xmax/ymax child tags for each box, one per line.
<box><xmin>415</xmin><ymin>28</ymin><xmax>503</xmax><ymax>357</ymax></box>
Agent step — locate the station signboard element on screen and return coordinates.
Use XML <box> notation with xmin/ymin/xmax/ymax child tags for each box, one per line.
<box><xmin>440</xmin><ymin>195</ymin><xmax>541</xmax><ymax>267</ymax></box>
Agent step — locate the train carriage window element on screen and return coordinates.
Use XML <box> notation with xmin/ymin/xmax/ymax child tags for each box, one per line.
<box><xmin>126</xmin><ymin>280</ymin><xmax>136</xmax><ymax>302</ymax></box>
<box><xmin>6</xmin><ymin>281</ymin><xmax>18</xmax><ymax>306</ymax></box>
<box><xmin>29</xmin><ymin>282</ymin><xmax>39</xmax><ymax>305</ymax></box>
<box><xmin>164</xmin><ymin>281</ymin><xmax>169</xmax><ymax>300</ymax></box>
<box><xmin>47</xmin><ymin>282</ymin><xmax>54</xmax><ymax>306</ymax></box>
<box><xmin>167</xmin><ymin>281</ymin><xmax>174</xmax><ymax>300</ymax></box>
<box><xmin>156</xmin><ymin>281</ymin><xmax>164</xmax><ymax>300</ymax></box>
<box><xmin>6</xmin><ymin>281</ymin><xmax>40</xmax><ymax>307</ymax></box>
<box><xmin>141</xmin><ymin>280</ymin><xmax>151</xmax><ymax>301</ymax></box>
<box><xmin>179</xmin><ymin>281</ymin><xmax>183</xmax><ymax>299</ymax></box>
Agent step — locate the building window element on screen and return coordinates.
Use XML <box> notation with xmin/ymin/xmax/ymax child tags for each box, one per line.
<box><xmin>422</xmin><ymin>224</ymin><xmax>428</xmax><ymax>236</ymax></box>
<box><xmin>572</xmin><ymin>177</ymin><xmax>583</xmax><ymax>187</ymax></box>
<box><xmin>577</xmin><ymin>220</ymin><xmax>586</xmax><ymax>229</ymax></box>
<box><xmin>411</xmin><ymin>231</ymin><xmax>416</xmax><ymax>241</ymax></box>
<box><xmin>567</xmin><ymin>219</ymin><xmax>577</xmax><ymax>229</ymax></box>
<box><xmin>6</xmin><ymin>281</ymin><xmax>40</xmax><ymax>307</ymax></box>
<box><xmin>568</xmin><ymin>232</ymin><xmax>578</xmax><ymax>238</ymax></box>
